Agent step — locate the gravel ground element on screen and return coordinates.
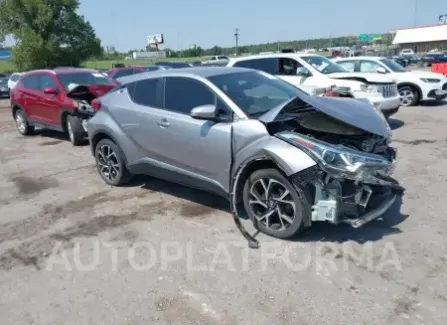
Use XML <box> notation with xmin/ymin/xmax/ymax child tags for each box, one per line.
<box><xmin>0</xmin><ymin>98</ymin><xmax>446</xmax><ymax>325</ymax></box>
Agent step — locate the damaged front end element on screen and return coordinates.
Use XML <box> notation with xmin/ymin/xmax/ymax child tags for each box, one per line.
<box><xmin>279</xmin><ymin>131</ymin><xmax>404</xmax><ymax>229</ymax></box>
<box><xmin>67</xmin><ymin>84</ymin><xmax>114</xmax><ymax>131</ymax></box>
<box><xmin>233</xmin><ymin>94</ymin><xmax>404</xmax><ymax>248</ymax></box>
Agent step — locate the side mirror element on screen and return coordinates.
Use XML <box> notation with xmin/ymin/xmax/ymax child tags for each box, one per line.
<box><xmin>376</xmin><ymin>67</ymin><xmax>387</xmax><ymax>74</ymax></box>
<box><xmin>296</xmin><ymin>67</ymin><xmax>311</xmax><ymax>77</ymax></box>
<box><xmin>43</xmin><ymin>87</ymin><xmax>58</xmax><ymax>94</ymax></box>
<box><xmin>190</xmin><ymin>104</ymin><xmax>219</xmax><ymax>121</ymax></box>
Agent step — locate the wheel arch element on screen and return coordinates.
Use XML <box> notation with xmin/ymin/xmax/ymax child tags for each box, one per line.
<box><xmin>397</xmin><ymin>82</ymin><xmax>423</xmax><ymax>101</ymax></box>
<box><xmin>90</xmin><ymin>130</ymin><xmax>121</xmax><ymax>156</ymax></box>
<box><xmin>11</xmin><ymin>102</ymin><xmax>25</xmax><ymax>119</ymax></box>
<box><xmin>59</xmin><ymin>107</ymin><xmax>74</xmax><ymax>131</ymax></box>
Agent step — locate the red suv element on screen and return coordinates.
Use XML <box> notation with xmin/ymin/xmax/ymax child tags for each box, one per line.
<box><xmin>10</xmin><ymin>68</ymin><xmax>115</xmax><ymax>145</ymax></box>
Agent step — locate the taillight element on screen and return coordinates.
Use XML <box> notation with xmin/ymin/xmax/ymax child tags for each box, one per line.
<box><xmin>91</xmin><ymin>99</ymin><xmax>101</xmax><ymax>111</ymax></box>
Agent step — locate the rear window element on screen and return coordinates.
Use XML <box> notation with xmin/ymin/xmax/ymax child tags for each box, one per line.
<box><xmin>57</xmin><ymin>72</ymin><xmax>114</xmax><ymax>92</ymax></box>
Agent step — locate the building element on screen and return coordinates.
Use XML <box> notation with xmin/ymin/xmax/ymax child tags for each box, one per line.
<box><xmin>392</xmin><ymin>24</ymin><xmax>447</xmax><ymax>54</ymax></box>
<box><xmin>0</xmin><ymin>49</ymin><xmax>11</xmax><ymax>61</ymax></box>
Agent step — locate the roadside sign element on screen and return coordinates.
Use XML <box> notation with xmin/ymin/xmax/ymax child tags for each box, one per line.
<box><xmin>359</xmin><ymin>34</ymin><xmax>382</xmax><ymax>41</ymax></box>
<box><xmin>439</xmin><ymin>14</ymin><xmax>447</xmax><ymax>25</ymax></box>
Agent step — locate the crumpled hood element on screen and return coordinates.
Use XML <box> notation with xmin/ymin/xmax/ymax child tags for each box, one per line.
<box><xmin>258</xmin><ymin>93</ymin><xmax>391</xmax><ymax>138</ymax></box>
<box><xmin>66</xmin><ymin>84</ymin><xmax>115</xmax><ymax>102</ymax></box>
<box><xmin>329</xmin><ymin>72</ymin><xmax>396</xmax><ymax>83</ymax></box>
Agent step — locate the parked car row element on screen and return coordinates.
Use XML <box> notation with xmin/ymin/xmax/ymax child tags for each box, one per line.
<box><xmin>9</xmin><ymin>62</ymin><xmax>404</xmax><ymax>245</ymax></box>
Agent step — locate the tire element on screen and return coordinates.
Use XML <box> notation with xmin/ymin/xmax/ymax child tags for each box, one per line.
<box><xmin>66</xmin><ymin>115</ymin><xmax>85</xmax><ymax>146</ymax></box>
<box><xmin>14</xmin><ymin>109</ymin><xmax>35</xmax><ymax>136</ymax></box>
<box><xmin>398</xmin><ymin>85</ymin><xmax>419</xmax><ymax>106</ymax></box>
<box><xmin>94</xmin><ymin>138</ymin><xmax>131</xmax><ymax>186</ymax></box>
<box><xmin>242</xmin><ymin>168</ymin><xmax>309</xmax><ymax>239</ymax></box>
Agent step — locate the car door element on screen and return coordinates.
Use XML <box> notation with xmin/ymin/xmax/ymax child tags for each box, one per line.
<box><xmin>156</xmin><ymin>76</ymin><xmax>232</xmax><ymax>194</ymax></box>
<box><xmin>336</xmin><ymin>60</ymin><xmax>358</xmax><ymax>72</ymax></box>
<box><xmin>276</xmin><ymin>57</ymin><xmax>314</xmax><ymax>91</ymax></box>
<box><xmin>20</xmin><ymin>75</ymin><xmax>42</xmax><ymax>121</ymax></box>
<box><xmin>359</xmin><ymin>60</ymin><xmax>383</xmax><ymax>73</ymax></box>
<box><xmin>34</xmin><ymin>73</ymin><xmax>63</xmax><ymax>125</ymax></box>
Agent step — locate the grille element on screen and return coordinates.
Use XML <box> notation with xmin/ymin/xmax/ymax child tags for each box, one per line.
<box><xmin>443</xmin><ymin>83</ymin><xmax>447</xmax><ymax>90</ymax></box>
<box><xmin>379</xmin><ymin>84</ymin><xmax>398</xmax><ymax>98</ymax></box>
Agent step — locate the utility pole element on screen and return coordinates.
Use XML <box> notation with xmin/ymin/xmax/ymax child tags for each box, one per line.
<box><xmin>234</xmin><ymin>28</ymin><xmax>239</xmax><ymax>56</ymax></box>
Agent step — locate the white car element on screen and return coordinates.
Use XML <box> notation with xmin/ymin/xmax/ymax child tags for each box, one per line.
<box><xmin>226</xmin><ymin>53</ymin><xmax>401</xmax><ymax>118</ymax></box>
<box><xmin>8</xmin><ymin>72</ymin><xmax>22</xmax><ymax>90</ymax></box>
<box><xmin>333</xmin><ymin>56</ymin><xmax>447</xmax><ymax>106</ymax></box>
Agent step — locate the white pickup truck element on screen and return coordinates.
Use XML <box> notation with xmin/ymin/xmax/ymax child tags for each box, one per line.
<box><xmin>226</xmin><ymin>53</ymin><xmax>401</xmax><ymax>118</ymax></box>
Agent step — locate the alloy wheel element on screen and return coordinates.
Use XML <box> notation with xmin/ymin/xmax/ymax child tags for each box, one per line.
<box><xmin>399</xmin><ymin>88</ymin><xmax>414</xmax><ymax>106</ymax></box>
<box><xmin>97</xmin><ymin>145</ymin><xmax>120</xmax><ymax>182</ymax></box>
<box><xmin>15</xmin><ymin>113</ymin><xmax>26</xmax><ymax>133</ymax></box>
<box><xmin>248</xmin><ymin>178</ymin><xmax>296</xmax><ymax>231</ymax></box>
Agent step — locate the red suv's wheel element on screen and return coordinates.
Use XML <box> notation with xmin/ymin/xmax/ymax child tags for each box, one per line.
<box><xmin>14</xmin><ymin>109</ymin><xmax>35</xmax><ymax>136</ymax></box>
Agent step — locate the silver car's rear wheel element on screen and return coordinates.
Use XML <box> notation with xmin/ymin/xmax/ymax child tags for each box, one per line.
<box><xmin>242</xmin><ymin>168</ymin><xmax>307</xmax><ymax>239</ymax></box>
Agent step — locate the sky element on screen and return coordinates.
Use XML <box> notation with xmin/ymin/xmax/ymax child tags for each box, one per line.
<box><xmin>7</xmin><ymin>0</ymin><xmax>447</xmax><ymax>51</ymax></box>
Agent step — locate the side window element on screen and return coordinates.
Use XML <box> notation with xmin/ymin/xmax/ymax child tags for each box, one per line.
<box><xmin>278</xmin><ymin>58</ymin><xmax>303</xmax><ymax>75</ymax></box>
<box><xmin>164</xmin><ymin>77</ymin><xmax>215</xmax><ymax>114</ymax></box>
<box><xmin>22</xmin><ymin>75</ymin><xmax>40</xmax><ymax>90</ymax></box>
<box><xmin>337</xmin><ymin>61</ymin><xmax>356</xmax><ymax>72</ymax></box>
<box><xmin>359</xmin><ymin>61</ymin><xmax>382</xmax><ymax>73</ymax></box>
<box><xmin>39</xmin><ymin>74</ymin><xmax>58</xmax><ymax>91</ymax></box>
<box><xmin>131</xmin><ymin>69</ymin><xmax>144</xmax><ymax>75</ymax></box>
<box><xmin>128</xmin><ymin>78</ymin><xmax>163</xmax><ymax>107</ymax></box>
<box><xmin>113</xmin><ymin>69</ymin><xmax>134</xmax><ymax>79</ymax></box>
<box><xmin>145</xmin><ymin>67</ymin><xmax>159</xmax><ymax>72</ymax></box>
<box><xmin>233</xmin><ymin>58</ymin><xmax>279</xmax><ymax>75</ymax></box>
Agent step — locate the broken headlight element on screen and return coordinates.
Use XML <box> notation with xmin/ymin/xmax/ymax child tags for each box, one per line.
<box><xmin>278</xmin><ymin>132</ymin><xmax>393</xmax><ymax>175</ymax></box>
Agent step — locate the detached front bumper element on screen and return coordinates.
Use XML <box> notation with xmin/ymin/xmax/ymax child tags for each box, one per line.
<box><xmin>293</xmin><ymin>162</ymin><xmax>404</xmax><ymax>229</ymax></box>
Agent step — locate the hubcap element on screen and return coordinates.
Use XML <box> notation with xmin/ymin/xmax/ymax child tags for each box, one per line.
<box><xmin>67</xmin><ymin>121</ymin><xmax>74</xmax><ymax>142</ymax></box>
<box><xmin>16</xmin><ymin>113</ymin><xmax>26</xmax><ymax>133</ymax></box>
<box><xmin>97</xmin><ymin>145</ymin><xmax>120</xmax><ymax>182</ymax></box>
<box><xmin>399</xmin><ymin>88</ymin><xmax>414</xmax><ymax>106</ymax></box>
<box><xmin>248</xmin><ymin>178</ymin><xmax>296</xmax><ymax>231</ymax></box>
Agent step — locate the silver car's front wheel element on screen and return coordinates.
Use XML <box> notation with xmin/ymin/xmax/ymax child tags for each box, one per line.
<box><xmin>94</xmin><ymin>138</ymin><xmax>131</xmax><ymax>186</ymax></box>
<box><xmin>242</xmin><ymin>168</ymin><xmax>308</xmax><ymax>239</ymax></box>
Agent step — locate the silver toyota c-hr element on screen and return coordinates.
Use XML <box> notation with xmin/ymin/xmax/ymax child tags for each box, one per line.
<box><xmin>87</xmin><ymin>67</ymin><xmax>403</xmax><ymax>242</ymax></box>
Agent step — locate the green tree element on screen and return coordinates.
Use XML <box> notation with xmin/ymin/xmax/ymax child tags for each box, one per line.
<box><xmin>0</xmin><ymin>0</ymin><xmax>102</xmax><ymax>70</ymax></box>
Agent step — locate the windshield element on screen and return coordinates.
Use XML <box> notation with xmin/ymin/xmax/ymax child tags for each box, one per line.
<box><xmin>300</xmin><ymin>55</ymin><xmax>347</xmax><ymax>74</ymax></box>
<box><xmin>208</xmin><ymin>70</ymin><xmax>309</xmax><ymax>116</ymax></box>
<box><xmin>379</xmin><ymin>58</ymin><xmax>407</xmax><ymax>72</ymax></box>
<box><xmin>57</xmin><ymin>72</ymin><xmax>114</xmax><ymax>92</ymax></box>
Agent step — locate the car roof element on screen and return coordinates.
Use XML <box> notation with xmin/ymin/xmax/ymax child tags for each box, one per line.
<box><xmin>228</xmin><ymin>52</ymin><xmax>322</xmax><ymax>63</ymax></box>
<box><xmin>334</xmin><ymin>56</ymin><xmax>386</xmax><ymax>61</ymax></box>
<box><xmin>118</xmin><ymin>66</ymin><xmax>251</xmax><ymax>84</ymax></box>
<box><xmin>23</xmin><ymin>68</ymin><xmax>98</xmax><ymax>76</ymax></box>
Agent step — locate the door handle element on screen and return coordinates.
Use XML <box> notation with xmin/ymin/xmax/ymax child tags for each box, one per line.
<box><xmin>157</xmin><ymin>118</ymin><xmax>170</xmax><ymax>128</ymax></box>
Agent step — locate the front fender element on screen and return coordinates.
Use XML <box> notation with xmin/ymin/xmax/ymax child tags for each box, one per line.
<box><xmin>231</xmin><ymin>136</ymin><xmax>317</xmax><ymax>180</ymax></box>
